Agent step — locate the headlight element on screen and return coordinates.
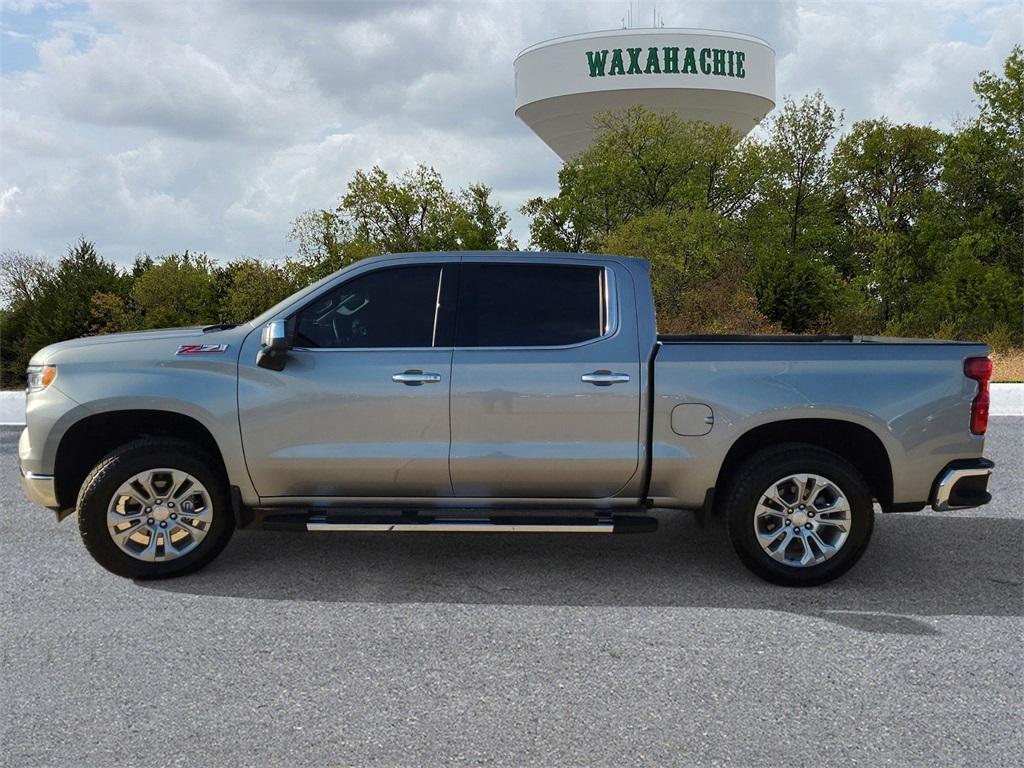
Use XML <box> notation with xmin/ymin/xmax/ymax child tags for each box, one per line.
<box><xmin>26</xmin><ymin>365</ymin><xmax>57</xmax><ymax>393</ymax></box>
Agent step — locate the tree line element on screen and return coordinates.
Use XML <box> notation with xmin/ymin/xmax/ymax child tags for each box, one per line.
<box><xmin>1</xmin><ymin>47</ymin><xmax>1020</xmax><ymax>387</ymax></box>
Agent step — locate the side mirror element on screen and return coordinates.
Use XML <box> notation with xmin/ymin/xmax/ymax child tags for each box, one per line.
<box><xmin>256</xmin><ymin>319</ymin><xmax>289</xmax><ymax>371</ymax></box>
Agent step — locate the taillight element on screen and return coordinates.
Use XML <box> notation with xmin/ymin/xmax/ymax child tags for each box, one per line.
<box><xmin>964</xmin><ymin>357</ymin><xmax>992</xmax><ymax>435</ymax></box>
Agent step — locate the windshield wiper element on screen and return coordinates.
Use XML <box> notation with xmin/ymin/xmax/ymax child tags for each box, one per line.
<box><xmin>202</xmin><ymin>323</ymin><xmax>238</xmax><ymax>333</ymax></box>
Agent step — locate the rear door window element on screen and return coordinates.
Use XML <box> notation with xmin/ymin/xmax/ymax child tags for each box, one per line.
<box><xmin>455</xmin><ymin>263</ymin><xmax>605</xmax><ymax>347</ymax></box>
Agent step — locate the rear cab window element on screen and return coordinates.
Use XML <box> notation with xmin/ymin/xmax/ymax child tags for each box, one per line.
<box><xmin>455</xmin><ymin>263</ymin><xmax>610</xmax><ymax>347</ymax></box>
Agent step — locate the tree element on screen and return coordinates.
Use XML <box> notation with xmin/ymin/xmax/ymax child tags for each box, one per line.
<box><xmin>288</xmin><ymin>165</ymin><xmax>516</xmax><ymax>282</ymax></box>
<box><xmin>130</xmin><ymin>252</ymin><xmax>219</xmax><ymax>329</ymax></box>
<box><xmin>831</xmin><ymin>119</ymin><xmax>945</xmax><ymax>320</ymax></box>
<box><xmin>341</xmin><ymin>164</ymin><xmax>517</xmax><ymax>253</ymax></box>
<box><xmin>522</xmin><ymin>108</ymin><xmax>766</xmax><ymax>252</ymax></box>
<box><xmin>751</xmin><ymin>250</ymin><xmax>843</xmax><ymax>333</ymax></box>
<box><xmin>217</xmin><ymin>259</ymin><xmax>296</xmax><ymax>323</ymax></box>
<box><xmin>974</xmin><ymin>44</ymin><xmax>1023</xmax><ymax>148</ymax></box>
<box><xmin>893</xmin><ymin>241</ymin><xmax>1022</xmax><ymax>342</ymax></box>
<box><xmin>455</xmin><ymin>183</ymin><xmax>517</xmax><ymax>250</ymax></box>
<box><xmin>604</xmin><ymin>208</ymin><xmax>726</xmax><ymax>322</ymax></box>
<box><xmin>757</xmin><ymin>92</ymin><xmax>843</xmax><ymax>260</ymax></box>
<box><xmin>287</xmin><ymin>209</ymin><xmax>350</xmax><ymax>281</ymax></box>
<box><xmin>14</xmin><ymin>239</ymin><xmax>127</xmax><ymax>377</ymax></box>
<box><xmin>0</xmin><ymin>250</ymin><xmax>53</xmax><ymax>308</ymax></box>
<box><xmin>939</xmin><ymin>46</ymin><xmax>1023</xmax><ymax>280</ymax></box>
<box><xmin>519</xmin><ymin>107</ymin><xmax>774</xmax><ymax>331</ymax></box>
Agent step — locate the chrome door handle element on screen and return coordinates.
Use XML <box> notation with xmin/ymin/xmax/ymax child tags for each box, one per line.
<box><xmin>392</xmin><ymin>371</ymin><xmax>442</xmax><ymax>385</ymax></box>
<box><xmin>581</xmin><ymin>371</ymin><xmax>631</xmax><ymax>386</ymax></box>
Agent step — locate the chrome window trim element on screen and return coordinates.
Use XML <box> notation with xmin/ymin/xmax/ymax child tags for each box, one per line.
<box><xmin>286</xmin><ymin>262</ymin><xmax>621</xmax><ymax>354</ymax></box>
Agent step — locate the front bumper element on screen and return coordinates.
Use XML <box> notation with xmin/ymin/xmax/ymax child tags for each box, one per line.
<box><xmin>21</xmin><ymin>469</ymin><xmax>59</xmax><ymax>509</ymax></box>
<box><xmin>931</xmin><ymin>458</ymin><xmax>994</xmax><ymax>511</ymax></box>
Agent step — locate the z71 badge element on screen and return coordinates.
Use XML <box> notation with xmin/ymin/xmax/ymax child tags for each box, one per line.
<box><xmin>175</xmin><ymin>344</ymin><xmax>229</xmax><ymax>355</ymax></box>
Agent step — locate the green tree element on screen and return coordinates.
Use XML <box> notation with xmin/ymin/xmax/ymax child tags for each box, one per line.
<box><xmin>831</xmin><ymin>119</ymin><xmax>945</xmax><ymax>321</ymax></box>
<box><xmin>520</xmin><ymin>171</ymin><xmax>590</xmax><ymax>252</ymax></box>
<box><xmin>341</xmin><ymin>164</ymin><xmax>516</xmax><ymax>252</ymax></box>
<box><xmin>900</xmin><ymin>46</ymin><xmax>1024</xmax><ymax>344</ymax></box>
<box><xmin>287</xmin><ymin>209</ymin><xmax>349</xmax><ymax>280</ymax></box>
<box><xmin>893</xmin><ymin>242</ymin><xmax>1023</xmax><ymax>341</ymax></box>
<box><xmin>751</xmin><ymin>250</ymin><xmax>843</xmax><ymax>333</ymax></box>
<box><xmin>939</xmin><ymin>46</ymin><xmax>1022</xmax><ymax>279</ymax></box>
<box><xmin>288</xmin><ymin>165</ymin><xmax>516</xmax><ymax>282</ymax></box>
<box><xmin>760</xmin><ymin>92</ymin><xmax>843</xmax><ymax>259</ymax></box>
<box><xmin>23</xmin><ymin>238</ymin><xmax>127</xmax><ymax>351</ymax></box>
<box><xmin>604</xmin><ymin>208</ymin><xmax>727</xmax><ymax>321</ymax></box>
<box><xmin>130</xmin><ymin>252</ymin><xmax>219</xmax><ymax>329</ymax></box>
<box><xmin>455</xmin><ymin>183</ymin><xmax>517</xmax><ymax>250</ymax></box>
<box><xmin>744</xmin><ymin>92</ymin><xmax>848</xmax><ymax>331</ymax></box>
<box><xmin>217</xmin><ymin>259</ymin><xmax>296</xmax><ymax>323</ymax></box>
<box><xmin>522</xmin><ymin>108</ymin><xmax>764</xmax><ymax>252</ymax></box>
<box><xmin>520</xmin><ymin>107</ymin><xmax>774</xmax><ymax>331</ymax></box>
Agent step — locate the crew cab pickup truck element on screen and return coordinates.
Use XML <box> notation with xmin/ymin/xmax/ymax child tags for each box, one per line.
<box><xmin>19</xmin><ymin>252</ymin><xmax>995</xmax><ymax>585</ymax></box>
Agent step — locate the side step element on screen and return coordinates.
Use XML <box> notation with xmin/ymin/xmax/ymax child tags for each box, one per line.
<box><xmin>262</xmin><ymin>513</ymin><xmax>657</xmax><ymax>535</ymax></box>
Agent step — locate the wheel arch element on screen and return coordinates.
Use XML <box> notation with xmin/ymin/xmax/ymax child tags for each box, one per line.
<box><xmin>714</xmin><ymin>418</ymin><xmax>895</xmax><ymax>512</ymax></box>
<box><xmin>53</xmin><ymin>409</ymin><xmax>229</xmax><ymax>516</ymax></box>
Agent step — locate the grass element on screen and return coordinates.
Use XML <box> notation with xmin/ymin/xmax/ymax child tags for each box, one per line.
<box><xmin>992</xmin><ymin>348</ymin><xmax>1024</xmax><ymax>383</ymax></box>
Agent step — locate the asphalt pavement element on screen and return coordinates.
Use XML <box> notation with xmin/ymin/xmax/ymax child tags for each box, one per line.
<box><xmin>1</xmin><ymin>419</ymin><xmax>1021</xmax><ymax>767</ymax></box>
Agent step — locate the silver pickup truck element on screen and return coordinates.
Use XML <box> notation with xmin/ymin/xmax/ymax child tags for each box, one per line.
<box><xmin>19</xmin><ymin>252</ymin><xmax>995</xmax><ymax>585</ymax></box>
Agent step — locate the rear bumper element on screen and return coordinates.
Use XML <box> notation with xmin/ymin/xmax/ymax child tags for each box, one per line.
<box><xmin>21</xmin><ymin>468</ymin><xmax>59</xmax><ymax>510</ymax></box>
<box><xmin>931</xmin><ymin>458</ymin><xmax>994</xmax><ymax>511</ymax></box>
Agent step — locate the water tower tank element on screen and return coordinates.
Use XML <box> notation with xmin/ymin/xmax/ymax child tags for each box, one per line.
<box><xmin>515</xmin><ymin>28</ymin><xmax>775</xmax><ymax>160</ymax></box>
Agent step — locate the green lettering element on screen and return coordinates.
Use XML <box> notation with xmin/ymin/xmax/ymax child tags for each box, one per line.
<box><xmin>682</xmin><ymin>47</ymin><xmax>697</xmax><ymax>74</ymax></box>
<box><xmin>712</xmin><ymin>48</ymin><xmax>726</xmax><ymax>75</ymax></box>
<box><xmin>609</xmin><ymin>48</ymin><xmax>625</xmax><ymax>76</ymax></box>
<box><xmin>662</xmin><ymin>46</ymin><xmax>679</xmax><ymax>73</ymax></box>
<box><xmin>626</xmin><ymin>47</ymin><xmax>643</xmax><ymax>74</ymax></box>
<box><xmin>585</xmin><ymin>49</ymin><xmax>609</xmax><ymax>77</ymax></box>
<box><xmin>727</xmin><ymin>50</ymin><xmax>735</xmax><ymax>77</ymax></box>
<box><xmin>699</xmin><ymin>48</ymin><xmax>712</xmax><ymax>75</ymax></box>
<box><xmin>644</xmin><ymin>46</ymin><xmax>661</xmax><ymax>74</ymax></box>
<box><xmin>735</xmin><ymin>51</ymin><xmax>746</xmax><ymax>79</ymax></box>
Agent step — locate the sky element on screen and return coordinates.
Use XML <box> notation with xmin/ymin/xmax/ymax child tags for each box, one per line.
<box><xmin>1</xmin><ymin>0</ymin><xmax>1020</xmax><ymax>265</ymax></box>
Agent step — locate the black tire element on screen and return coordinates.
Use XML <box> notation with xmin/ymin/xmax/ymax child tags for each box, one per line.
<box><xmin>77</xmin><ymin>438</ymin><xmax>234</xmax><ymax>579</ymax></box>
<box><xmin>723</xmin><ymin>443</ymin><xmax>874</xmax><ymax>587</ymax></box>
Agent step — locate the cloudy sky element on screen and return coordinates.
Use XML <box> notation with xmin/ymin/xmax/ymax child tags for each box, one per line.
<box><xmin>1</xmin><ymin>0</ymin><xmax>1019</xmax><ymax>265</ymax></box>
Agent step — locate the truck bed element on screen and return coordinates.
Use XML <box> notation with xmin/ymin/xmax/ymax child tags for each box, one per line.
<box><xmin>646</xmin><ymin>334</ymin><xmax>988</xmax><ymax>511</ymax></box>
<box><xmin>658</xmin><ymin>334</ymin><xmax>980</xmax><ymax>345</ymax></box>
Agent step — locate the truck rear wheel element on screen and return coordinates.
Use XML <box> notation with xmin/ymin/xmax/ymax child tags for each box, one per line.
<box><xmin>76</xmin><ymin>439</ymin><xmax>234</xmax><ymax>579</ymax></box>
<box><xmin>723</xmin><ymin>444</ymin><xmax>874</xmax><ymax>586</ymax></box>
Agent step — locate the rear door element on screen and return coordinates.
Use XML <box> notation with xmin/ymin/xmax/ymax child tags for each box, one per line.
<box><xmin>237</xmin><ymin>259</ymin><xmax>457</xmax><ymax>499</ymax></box>
<box><xmin>448</xmin><ymin>258</ymin><xmax>641</xmax><ymax>499</ymax></box>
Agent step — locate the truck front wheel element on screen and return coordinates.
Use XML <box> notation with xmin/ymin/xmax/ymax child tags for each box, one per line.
<box><xmin>723</xmin><ymin>444</ymin><xmax>874</xmax><ymax>586</ymax></box>
<box><xmin>76</xmin><ymin>439</ymin><xmax>234</xmax><ymax>579</ymax></box>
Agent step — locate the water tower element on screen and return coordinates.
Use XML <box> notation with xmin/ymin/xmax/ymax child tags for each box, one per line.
<box><xmin>515</xmin><ymin>28</ymin><xmax>775</xmax><ymax>160</ymax></box>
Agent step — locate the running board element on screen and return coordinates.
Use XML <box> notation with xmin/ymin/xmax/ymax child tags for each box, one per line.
<box><xmin>262</xmin><ymin>513</ymin><xmax>657</xmax><ymax>534</ymax></box>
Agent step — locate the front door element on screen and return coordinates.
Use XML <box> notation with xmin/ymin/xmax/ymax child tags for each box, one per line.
<box><xmin>238</xmin><ymin>260</ymin><xmax>457</xmax><ymax>499</ymax></box>
<box><xmin>448</xmin><ymin>259</ymin><xmax>641</xmax><ymax>499</ymax></box>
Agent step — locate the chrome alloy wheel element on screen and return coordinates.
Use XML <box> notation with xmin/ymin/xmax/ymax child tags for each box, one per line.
<box><xmin>106</xmin><ymin>468</ymin><xmax>213</xmax><ymax>562</ymax></box>
<box><xmin>753</xmin><ymin>473</ymin><xmax>852</xmax><ymax>568</ymax></box>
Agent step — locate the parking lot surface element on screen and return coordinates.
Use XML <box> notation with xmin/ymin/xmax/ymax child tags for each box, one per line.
<box><xmin>2</xmin><ymin>419</ymin><xmax>1021</xmax><ymax>767</ymax></box>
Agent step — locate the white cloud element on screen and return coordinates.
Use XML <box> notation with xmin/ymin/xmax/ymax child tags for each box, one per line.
<box><xmin>0</xmin><ymin>186</ymin><xmax>24</xmax><ymax>218</ymax></box>
<box><xmin>0</xmin><ymin>0</ymin><xmax>1019</xmax><ymax>264</ymax></box>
